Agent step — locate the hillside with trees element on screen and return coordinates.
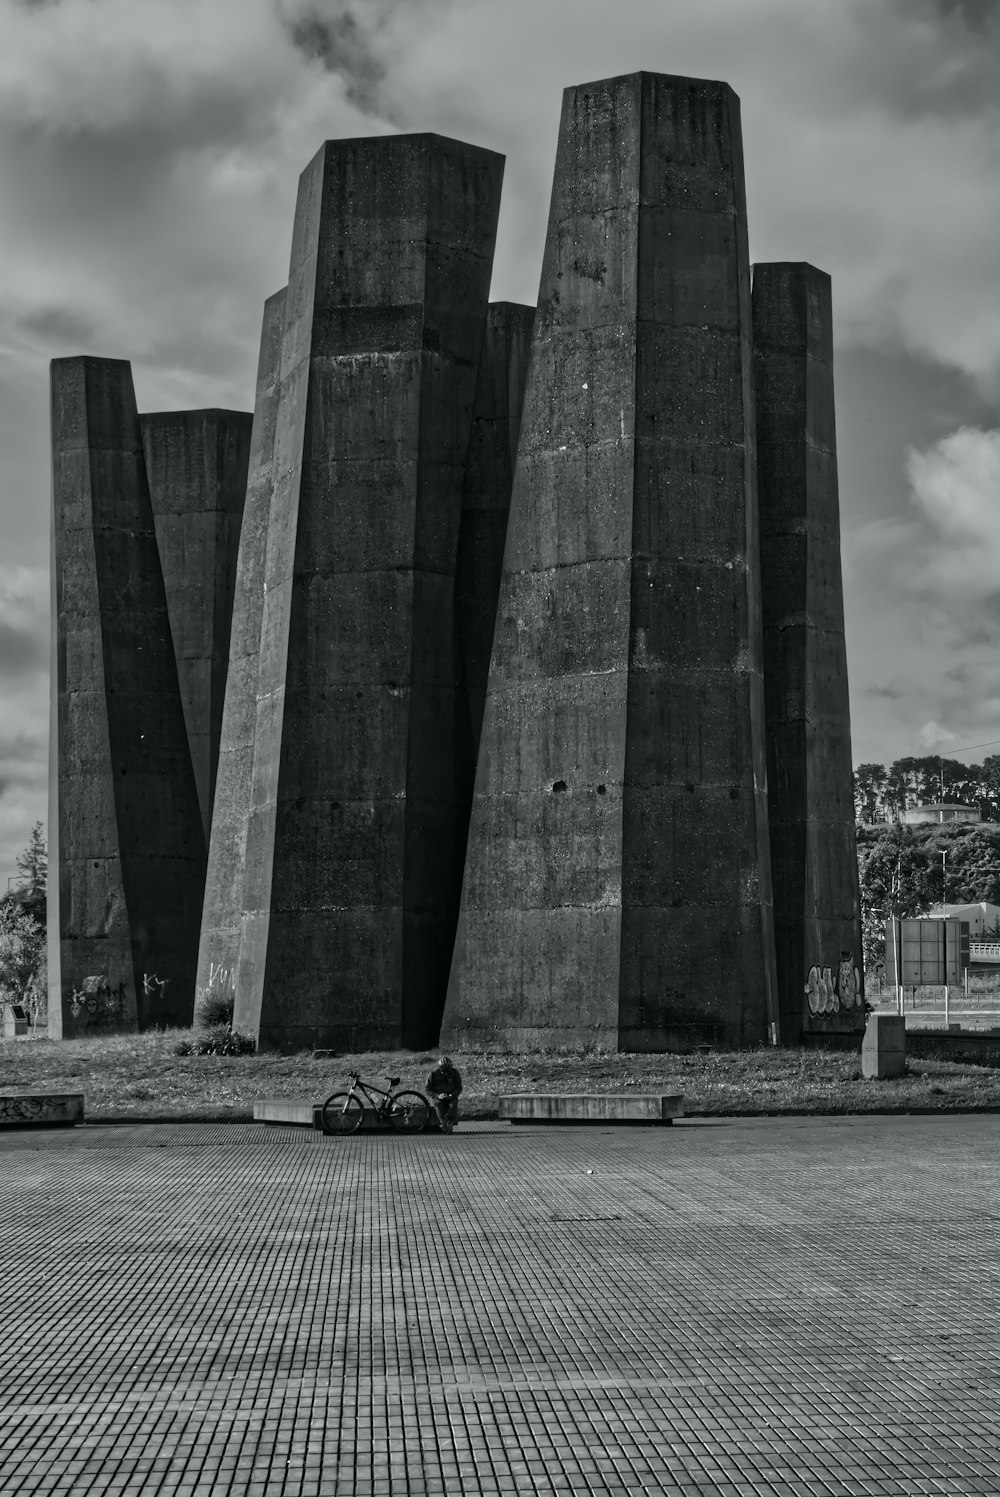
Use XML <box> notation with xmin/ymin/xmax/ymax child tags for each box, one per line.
<box><xmin>854</xmin><ymin>754</ymin><xmax>1000</xmax><ymax>824</ymax></box>
<box><xmin>0</xmin><ymin>822</ymin><xmax>47</xmax><ymax>1032</ymax></box>
<box><xmin>855</xmin><ymin>820</ymin><xmax>1000</xmax><ymax>972</ymax></box>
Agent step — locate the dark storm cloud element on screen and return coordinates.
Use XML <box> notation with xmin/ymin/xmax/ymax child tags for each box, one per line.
<box><xmin>283</xmin><ymin>9</ymin><xmax>386</xmax><ymax>114</ymax></box>
<box><xmin>0</xmin><ymin>617</ymin><xmax>47</xmax><ymax>679</ymax></box>
<box><xmin>16</xmin><ymin>304</ymin><xmax>97</xmax><ymax>350</ymax></box>
<box><xmin>921</xmin><ymin>0</ymin><xmax>1000</xmax><ymax>32</ymax></box>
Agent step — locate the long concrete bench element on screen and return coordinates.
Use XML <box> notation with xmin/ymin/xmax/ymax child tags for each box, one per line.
<box><xmin>254</xmin><ymin>1099</ymin><xmax>324</xmax><ymax>1129</ymax></box>
<box><xmin>0</xmin><ymin>1091</ymin><xmax>84</xmax><ymax>1128</ymax></box>
<box><xmin>499</xmin><ymin>1093</ymin><xmax>684</xmax><ymax>1124</ymax></box>
<box><xmin>253</xmin><ymin>1098</ymin><xmax>441</xmax><ymax>1131</ymax></box>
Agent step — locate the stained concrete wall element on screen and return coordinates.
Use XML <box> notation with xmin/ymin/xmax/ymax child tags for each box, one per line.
<box><xmin>753</xmin><ymin>262</ymin><xmax>863</xmax><ymax>1043</ymax></box>
<box><xmin>49</xmin><ymin>357</ymin><xmax>207</xmax><ymax>1035</ymax></box>
<box><xmin>455</xmin><ymin>302</ymin><xmax>535</xmax><ymax>759</ymax></box>
<box><xmin>232</xmin><ymin>135</ymin><xmax>503</xmax><ymax>1053</ymax></box>
<box><xmin>141</xmin><ymin>409</ymin><xmax>252</xmax><ymax>840</ymax></box>
<box><xmin>441</xmin><ymin>72</ymin><xmax>777</xmax><ymax>1052</ymax></box>
<box><xmin>197</xmin><ymin>291</ymin><xmax>286</xmax><ymax>1013</ymax></box>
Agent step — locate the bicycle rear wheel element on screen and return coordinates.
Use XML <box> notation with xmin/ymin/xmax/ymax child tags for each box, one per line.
<box><xmin>321</xmin><ymin>1092</ymin><xmax>364</xmax><ymax>1136</ymax></box>
<box><xmin>386</xmin><ymin>1091</ymin><xmax>430</xmax><ymax>1134</ymax></box>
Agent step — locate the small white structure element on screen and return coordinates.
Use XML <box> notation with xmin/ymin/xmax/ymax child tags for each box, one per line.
<box><xmin>925</xmin><ymin>901</ymin><xmax>1000</xmax><ymax>937</ymax></box>
<box><xmin>899</xmin><ymin>802</ymin><xmax>980</xmax><ymax>825</ymax></box>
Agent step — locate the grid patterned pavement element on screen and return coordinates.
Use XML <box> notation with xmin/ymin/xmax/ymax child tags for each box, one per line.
<box><xmin>2</xmin><ymin>1112</ymin><xmax>999</xmax><ymax>1496</ymax></box>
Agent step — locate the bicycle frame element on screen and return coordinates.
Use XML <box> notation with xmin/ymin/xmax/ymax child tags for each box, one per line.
<box><xmin>345</xmin><ymin>1073</ymin><xmax>397</xmax><ymax>1119</ymax></box>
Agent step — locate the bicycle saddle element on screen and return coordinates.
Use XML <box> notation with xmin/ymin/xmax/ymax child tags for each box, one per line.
<box><xmin>387</xmin><ymin>1075</ymin><xmax>400</xmax><ymax>1088</ymax></box>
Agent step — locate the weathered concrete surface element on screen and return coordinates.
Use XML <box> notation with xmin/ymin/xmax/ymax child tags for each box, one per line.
<box><xmin>499</xmin><ymin>1094</ymin><xmax>684</xmax><ymax>1122</ymax></box>
<box><xmin>442</xmin><ymin>73</ymin><xmax>777</xmax><ymax>1053</ymax></box>
<box><xmin>753</xmin><ymin>263</ymin><xmax>863</xmax><ymax>1044</ymax></box>
<box><xmin>862</xmin><ymin>1013</ymin><xmax>906</xmax><ymax>1079</ymax></box>
<box><xmin>455</xmin><ymin>302</ymin><xmax>534</xmax><ymax>759</ymax></box>
<box><xmin>234</xmin><ymin>136</ymin><xmax>503</xmax><ymax>1053</ymax></box>
<box><xmin>252</xmin><ymin>1098</ymin><xmax>321</xmax><ymax>1128</ymax></box>
<box><xmin>49</xmin><ymin>358</ymin><xmax>207</xmax><ymax>1035</ymax></box>
<box><xmin>140</xmin><ymin>409</ymin><xmax>252</xmax><ymax>840</ymax></box>
<box><xmin>0</xmin><ymin>1091</ymin><xmax>84</xmax><ymax>1126</ymax></box>
<box><xmin>196</xmin><ymin>292</ymin><xmax>286</xmax><ymax>1015</ymax></box>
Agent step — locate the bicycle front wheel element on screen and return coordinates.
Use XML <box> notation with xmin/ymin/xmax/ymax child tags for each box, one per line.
<box><xmin>321</xmin><ymin>1092</ymin><xmax>364</xmax><ymax>1136</ymax></box>
<box><xmin>387</xmin><ymin>1091</ymin><xmax>430</xmax><ymax>1134</ymax></box>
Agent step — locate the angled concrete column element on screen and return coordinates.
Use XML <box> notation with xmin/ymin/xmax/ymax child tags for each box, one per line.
<box><xmin>441</xmin><ymin>71</ymin><xmax>777</xmax><ymax>1052</ymax></box>
<box><xmin>753</xmin><ymin>262</ymin><xmax>863</xmax><ymax>1043</ymax></box>
<box><xmin>455</xmin><ymin>301</ymin><xmax>534</xmax><ymax>759</ymax></box>
<box><xmin>233</xmin><ymin>135</ymin><xmax>503</xmax><ymax>1053</ymax></box>
<box><xmin>49</xmin><ymin>357</ymin><xmax>207</xmax><ymax>1036</ymax></box>
<box><xmin>141</xmin><ymin>407</ymin><xmax>252</xmax><ymax>839</ymax></box>
<box><xmin>196</xmin><ymin>290</ymin><xmax>286</xmax><ymax>1014</ymax></box>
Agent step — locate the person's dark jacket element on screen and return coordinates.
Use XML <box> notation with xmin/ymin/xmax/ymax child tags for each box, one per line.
<box><xmin>427</xmin><ymin>1061</ymin><xmax>462</xmax><ymax>1096</ymax></box>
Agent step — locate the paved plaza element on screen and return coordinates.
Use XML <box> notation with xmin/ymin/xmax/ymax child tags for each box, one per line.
<box><xmin>2</xmin><ymin>1112</ymin><xmax>999</xmax><ymax>1496</ymax></box>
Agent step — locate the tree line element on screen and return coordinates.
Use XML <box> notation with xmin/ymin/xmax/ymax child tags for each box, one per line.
<box><xmin>853</xmin><ymin>755</ymin><xmax>1000</xmax><ymax>824</ymax></box>
<box><xmin>0</xmin><ymin>822</ymin><xmax>47</xmax><ymax>1032</ymax></box>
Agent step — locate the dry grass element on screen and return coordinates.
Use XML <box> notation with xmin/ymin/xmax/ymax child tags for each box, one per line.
<box><xmin>3</xmin><ymin>1030</ymin><xmax>1000</xmax><ymax>1122</ymax></box>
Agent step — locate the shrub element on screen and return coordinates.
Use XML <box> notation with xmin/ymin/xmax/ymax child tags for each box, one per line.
<box><xmin>195</xmin><ymin>989</ymin><xmax>235</xmax><ymax>1029</ymax></box>
<box><xmin>174</xmin><ymin>1025</ymin><xmax>256</xmax><ymax>1057</ymax></box>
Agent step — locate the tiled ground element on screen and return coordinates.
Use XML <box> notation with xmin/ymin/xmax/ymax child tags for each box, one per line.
<box><xmin>2</xmin><ymin>1113</ymin><xmax>999</xmax><ymax>1496</ymax></box>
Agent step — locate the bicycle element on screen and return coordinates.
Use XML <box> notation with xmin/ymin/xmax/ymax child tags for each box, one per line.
<box><xmin>320</xmin><ymin>1072</ymin><xmax>432</xmax><ymax>1136</ymax></box>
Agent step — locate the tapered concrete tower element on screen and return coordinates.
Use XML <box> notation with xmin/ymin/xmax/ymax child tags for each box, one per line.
<box><xmin>230</xmin><ymin>135</ymin><xmax>503</xmax><ymax>1052</ymax></box>
<box><xmin>455</xmin><ymin>302</ymin><xmax>535</xmax><ymax>759</ymax></box>
<box><xmin>141</xmin><ymin>408</ymin><xmax>252</xmax><ymax>839</ymax></box>
<box><xmin>195</xmin><ymin>292</ymin><xmax>287</xmax><ymax>1014</ymax></box>
<box><xmin>48</xmin><ymin>358</ymin><xmax>207</xmax><ymax>1036</ymax></box>
<box><xmin>753</xmin><ymin>263</ymin><xmax>863</xmax><ymax>1042</ymax></box>
<box><xmin>441</xmin><ymin>72</ymin><xmax>777</xmax><ymax>1051</ymax></box>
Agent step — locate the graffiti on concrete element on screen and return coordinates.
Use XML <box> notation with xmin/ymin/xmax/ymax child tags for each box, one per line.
<box><xmin>68</xmin><ymin>976</ymin><xmax>126</xmax><ymax>1017</ymax></box>
<box><xmin>143</xmin><ymin>973</ymin><xmax>170</xmax><ymax>1002</ymax></box>
<box><xmin>805</xmin><ymin>952</ymin><xmax>861</xmax><ymax>1016</ymax></box>
<box><xmin>837</xmin><ymin>954</ymin><xmax>861</xmax><ymax>1010</ymax></box>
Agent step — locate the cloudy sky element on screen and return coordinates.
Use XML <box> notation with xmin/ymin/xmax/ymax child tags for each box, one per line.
<box><xmin>0</xmin><ymin>0</ymin><xmax>998</xmax><ymax>877</ymax></box>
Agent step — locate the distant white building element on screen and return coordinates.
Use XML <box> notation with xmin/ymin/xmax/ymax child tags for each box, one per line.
<box><xmin>924</xmin><ymin>901</ymin><xmax>1000</xmax><ymax>936</ymax></box>
<box><xmin>899</xmin><ymin>802</ymin><xmax>981</xmax><ymax>826</ymax></box>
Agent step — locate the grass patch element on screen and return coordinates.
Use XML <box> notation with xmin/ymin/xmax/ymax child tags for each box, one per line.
<box><xmin>3</xmin><ymin>1032</ymin><xmax>1000</xmax><ymax>1122</ymax></box>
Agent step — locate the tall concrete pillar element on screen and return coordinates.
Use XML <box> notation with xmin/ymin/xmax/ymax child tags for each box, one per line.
<box><xmin>232</xmin><ymin>135</ymin><xmax>503</xmax><ymax>1053</ymax></box>
<box><xmin>141</xmin><ymin>408</ymin><xmax>252</xmax><ymax>840</ymax></box>
<box><xmin>753</xmin><ymin>262</ymin><xmax>863</xmax><ymax>1042</ymax></box>
<box><xmin>195</xmin><ymin>292</ymin><xmax>286</xmax><ymax>1013</ymax></box>
<box><xmin>441</xmin><ymin>72</ymin><xmax>777</xmax><ymax>1052</ymax></box>
<box><xmin>455</xmin><ymin>301</ymin><xmax>534</xmax><ymax>759</ymax></box>
<box><xmin>48</xmin><ymin>357</ymin><xmax>207</xmax><ymax>1036</ymax></box>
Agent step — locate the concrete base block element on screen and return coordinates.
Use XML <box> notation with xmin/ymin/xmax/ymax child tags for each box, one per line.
<box><xmin>0</xmin><ymin>1091</ymin><xmax>84</xmax><ymax>1127</ymax></box>
<box><xmin>499</xmin><ymin>1094</ymin><xmax>684</xmax><ymax>1124</ymax></box>
<box><xmin>253</xmin><ymin>1098</ymin><xmax>441</xmax><ymax>1131</ymax></box>
<box><xmin>862</xmin><ymin>1014</ymin><xmax>906</xmax><ymax>1080</ymax></box>
<box><xmin>253</xmin><ymin>1099</ymin><xmax>322</xmax><ymax>1128</ymax></box>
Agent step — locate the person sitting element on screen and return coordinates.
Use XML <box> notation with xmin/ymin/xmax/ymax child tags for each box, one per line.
<box><xmin>427</xmin><ymin>1055</ymin><xmax>463</xmax><ymax>1133</ymax></box>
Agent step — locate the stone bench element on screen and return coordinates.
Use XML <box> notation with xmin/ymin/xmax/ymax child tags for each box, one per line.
<box><xmin>253</xmin><ymin>1098</ymin><xmax>441</xmax><ymax>1131</ymax></box>
<box><xmin>254</xmin><ymin>1099</ymin><xmax>324</xmax><ymax>1129</ymax></box>
<box><xmin>0</xmin><ymin>1091</ymin><xmax>84</xmax><ymax>1128</ymax></box>
<box><xmin>499</xmin><ymin>1093</ymin><xmax>684</xmax><ymax>1125</ymax></box>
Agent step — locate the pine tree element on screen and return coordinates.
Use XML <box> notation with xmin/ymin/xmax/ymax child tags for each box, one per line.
<box><xmin>15</xmin><ymin>821</ymin><xmax>46</xmax><ymax>898</ymax></box>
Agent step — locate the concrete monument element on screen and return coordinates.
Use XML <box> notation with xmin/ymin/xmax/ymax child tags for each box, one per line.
<box><xmin>141</xmin><ymin>408</ymin><xmax>252</xmax><ymax>839</ymax></box>
<box><xmin>441</xmin><ymin>72</ymin><xmax>778</xmax><ymax>1051</ymax></box>
<box><xmin>753</xmin><ymin>262</ymin><xmax>863</xmax><ymax>1041</ymax></box>
<box><xmin>230</xmin><ymin>134</ymin><xmax>504</xmax><ymax>1052</ymax></box>
<box><xmin>48</xmin><ymin>358</ymin><xmax>207</xmax><ymax>1036</ymax></box>
<box><xmin>195</xmin><ymin>292</ymin><xmax>286</xmax><ymax>1016</ymax></box>
<box><xmin>455</xmin><ymin>301</ymin><xmax>535</xmax><ymax>758</ymax></box>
